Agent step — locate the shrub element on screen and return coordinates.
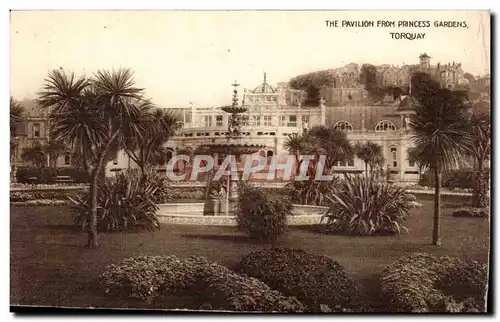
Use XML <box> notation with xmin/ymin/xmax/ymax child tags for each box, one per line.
<box><xmin>285</xmin><ymin>178</ymin><xmax>340</xmax><ymax>206</ymax></box>
<box><xmin>236</xmin><ymin>188</ymin><xmax>292</xmax><ymax>241</ymax></box>
<box><xmin>419</xmin><ymin>168</ymin><xmax>490</xmax><ymax>190</ymax></box>
<box><xmin>322</xmin><ymin>175</ymin><xmax>410</xmax><ymax>236</ymax></box>
<box><xmin>239</xmin><ymin>248</ymin><xmax>359</xmax><ymax>311</ymax></box>
<box><xmin>16</xmin><ymin>166</ymin><xmax>89</xmax><ymax>184</ymax></box>
<box><xmin>148</xmin><ymin>172</ymin><xmax>173</xmax><ymax>204</ymax></box>
<box><xmin>452</xmin><ymin>207</ymin><xmax>489</xmax><ymax>218</ymax></box>
<box><xmin>101</xmin><ymin>255</ymin><xmax>304</xmax><ymax>312</ymax></box>
<box><xmin>380</xmin><ymin>253</ymin><xmax>488</xmax><ymax>312</ymax></box>
<box><xmin>70</xmin><ymin>171</ymin><xmax>160</xmax><ymax>232</ymax></box>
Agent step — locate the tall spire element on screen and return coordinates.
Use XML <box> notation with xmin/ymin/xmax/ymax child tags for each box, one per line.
<box><xmin>263</xmin><ymin>71</ymin><xmax>267</xmax><ymax>84</ymax></box>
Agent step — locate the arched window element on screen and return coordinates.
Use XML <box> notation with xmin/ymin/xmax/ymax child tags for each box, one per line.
<box><xmin>333</xmin><ymin>121</ymin><xmax>354</xmax><ymax>132</ymax></box>
<box><xmin>266</xmin><ymin>150</ymin><xmax>274</xmax><ymax>158</ymax></box>
<box><xmin>375</xmin><ymin>120</ymin><xmax>397</xmax><ymax>132</ymax></box>
<box><xmin>390</xmin><ymin>146</ymin><xmax>397</xmax><ymax>167</ymax></box>
<box><xmin>64</xmin><ymin>152</ymin><xmax>71</xmax><ymax>165</ymax></box>
<box><xmin>33</xmin><ymin>123</ymin><xmax>40</xmax><ymax>138</ymax></box>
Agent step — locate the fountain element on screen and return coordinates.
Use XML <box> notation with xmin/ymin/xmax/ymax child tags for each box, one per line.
<box><xmin>155</xmin><ymin>81</ymin><xmax>327</xmax><ymax>226</ymax></box>
<box><xmin>200</xmin><ymin>80</ymin><xmax>266</xmax><ymax>215</ymax></box>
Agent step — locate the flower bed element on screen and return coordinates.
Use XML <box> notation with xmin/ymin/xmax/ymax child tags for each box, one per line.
<box><xmin>10</xmin><ymin>183</ymin><xmax>89</xmax><ymax>191</ymax></box>
<box><xmin>380</xmin><ymin>253</ymin><xmax>487</xmax><ymax>312</ymax></box>
<box><xmin>10</xmin><ymin>190</ymin><xmax>84</xmax><ymax>202</ymax></box>
<box><xmin>101</xmin><ymin>255</ymin><xmax>304</xmax><ymax>312</ymax></box>
<box><xmin>11</xmin><ymin>199</ymin><xmax>68</xmax><ymax>206</ymax></box>
<box><xmin>239</xmin><ymin>248</ymin><xmax>359</xmax><ymax>312</ymax></box>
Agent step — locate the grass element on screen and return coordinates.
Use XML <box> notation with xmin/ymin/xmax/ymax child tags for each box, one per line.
<box><xmin>10</xmin><ymin>194</ymin><xmax>489</xmax><ymax>310</ymax></box>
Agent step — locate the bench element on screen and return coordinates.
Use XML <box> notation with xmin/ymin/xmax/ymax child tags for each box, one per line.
<box><xmin>55</xmin><ymin>175</ymin><xmax>73</xmax><ymax>183</ymax></box>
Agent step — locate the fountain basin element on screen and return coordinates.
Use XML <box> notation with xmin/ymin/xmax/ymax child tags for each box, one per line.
<box><xmin>156</xmin><ymin>203</ymin><xmax>328</xmax><ymax>226</ymax></box>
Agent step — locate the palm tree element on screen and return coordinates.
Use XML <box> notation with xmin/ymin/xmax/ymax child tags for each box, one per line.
<box><xmin>465</xmin><ymin>108</ymin><xmax>491</xmax><ymax>208</ymax></box>
<box><xmin>10</xmin><ymin>97</ymin><xmax>24</xmax><ymax>136</ymax></box>
<box><xmin>123</xmin><ymin>107</ymin><xmax>181</xmax><ymax>174</ymax></box>
<box><xmin>10</xmin><ymin>97</ymin><xmax>25</xmax><ymax>162</ymax></box>
<box><xmin>411</xmin><ymin>87</ymin><xmax>471</xmax><ymax>246</ymax></box>
<box><xmin>38</xmin><ymin>68</ymin><xmax>149</xmax><ymax>248</ymax></box>
<box><xmin>354</xmin><ymin>141</ymin><xmax>384</xmax><ymax>177</ymax></box>
<box><xmin>283</xmin><ymin>132</ymin><xmax>310</xmax><ymax>177</ymax></box>
<box><xmin>308</xmin><ymin>125</ymin><xmax>354</xmax><ymax>175</ymax></box>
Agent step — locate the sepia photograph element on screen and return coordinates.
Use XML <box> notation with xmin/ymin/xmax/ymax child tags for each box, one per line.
<box><xmin>9</xmin><ymin>9</ymin><xmax>491</xmax><ymax>313</ymax></box>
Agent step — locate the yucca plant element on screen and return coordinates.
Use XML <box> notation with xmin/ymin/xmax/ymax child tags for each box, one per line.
<box><xmin>285</xmin><ymin>177</ymin><xmax>340</xmax><ymax>206</ymax></box>
<box><xmin>70</xmin><ymin>171</ymin><xmax>160</xmax><ymax>232</ymax></box>
<box><xmin>321</xmin><ymin>175</ymin><xmax>410</xmax><ymax>236</ymax></box>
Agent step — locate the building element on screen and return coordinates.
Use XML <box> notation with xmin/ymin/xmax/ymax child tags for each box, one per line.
<box><xmin>11</xmin><ymin>99</ymin><xmax>73</xmax><ymax>168</ymax></box>
<box><xmin>321</xmin><ymin>54</ymin><xmax>467</xmax><ymax>104</ymax></box>
<box><xmin>147</xmin><ymin>74</ymin><xmax>424</xmax><ymax>183</ymax></box>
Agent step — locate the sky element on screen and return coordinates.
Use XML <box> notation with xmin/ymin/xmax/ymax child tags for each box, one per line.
<box><xmin>10</xmin><ymin>10</ymin><xmax>491</xmax><ymax>108</ymax></box>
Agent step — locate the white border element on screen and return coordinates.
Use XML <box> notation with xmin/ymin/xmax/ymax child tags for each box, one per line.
<box><xmin>3</xmin><ymin>2</ymin><xmax>498</xmax><ymax>321</ymax></box>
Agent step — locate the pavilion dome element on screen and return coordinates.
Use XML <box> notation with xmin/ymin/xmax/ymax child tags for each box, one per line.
<box><xmin>251</xmin><ymin>72</ymin><xmax>276</xmax><ymax>93</ymax></box>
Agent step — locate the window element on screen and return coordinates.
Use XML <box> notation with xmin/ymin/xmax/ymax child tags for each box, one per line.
<box><xmin>33</xmin><ymin>123</ymin><xmax>40</xmax><ymax>138</ymax></box>
<box><xmin>288</xmin><ymin>115</ymin><xmax>297</xmax><ymax>127</ymax></box>
<box><xmin>64</xmin><ymin>152</ymin><xmax>71</xmax><ymax>165</ymax></box>
<box><xmin>279</xmin><ymin>115</ymin><xmax>286</xmax><ymax>126</ymax></box>
<box><xmin>241</xmin><ymin>115</ymin><xmax>249</xmax><ymax>126</ymax></box>
<box><xmin>264</xmin><ymin>115</ymin><xmax>272</xmax><ymax>126</ymax></box>
<box><xmin>216</xmin><ymin>115</ymin><xmax>223</xmax><ymax>127</ymax></box>
<box><xmin>266</xmin><ymin>96</ymin><xmax>272</xmax><ymax>102</ymax></box>
<box><xmin>336</xmin><ymin>158</ymin><xmax>354</xmax><ymax>167</ymax></box>
<box><xmin>409</xmin><ymin>159</ymin><xmax>415</xmax><ymax>167</ymax></box>
<box><xmin>252</xmin><ymin>116</ymin><xmax>261</xmax><ymax>126</ymax></box>
<box><xmin>302</xmin><ymin>115</ymin><xmax>310</xmax><ymax>125</ymax></box>
<box><xmin>391</xmin><ymin>146</ymin><xmax>397</xmax><ymax>167</ymax></box>
<box><xmin>113</xmin><ymin>158</ymin><xmax>119</xmax><ymax>166</ymax></box>
<box><xmin>375</xmin><ymin>120</ymin><xmax>397</xmax><ymax>132</ymax></box>
<box><xmin>204</xmin><ymin>116</ymin><xmax>213</xmax><ymax>127</ymax></box>
<box><xmin>348</xmin><ymin>93</ymin><xmax>353</xmax><ymax>100</ymax></box>
<box><xmin>333</xmin><ymin>121</ymin><xmax>354</xmax><ymax>132</ymax></box>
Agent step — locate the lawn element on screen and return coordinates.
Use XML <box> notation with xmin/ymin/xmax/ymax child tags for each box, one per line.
<box><xmin>10</xmin><ymin>194</ymin><xmax>490</xmax><ymax>310</ymax></box>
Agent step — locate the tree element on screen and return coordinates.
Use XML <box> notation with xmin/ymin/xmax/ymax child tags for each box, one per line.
<box><xmin>283</xmin><ymin>132</ymin><xmax>311</xmax><ymax>176</ymax></box>
<box><xmin>465</xmin><ymin>108</ymin><xmax>491</xmax><ymax>208</ymax></box>
<box><xmin>38</xmin><ymin>68</ymin><xmax>150</xmax><ymax>248</ymax></box>
<box><xmin>124</xmin><ymin>108</ymin><xmax>181</xmax><ymax>174</ymax></box>
<box><xmin>406</xmin><ymin>145</ymin><xmax>429</xmax><ymax>182</ymax></box>
<box><xmin>283</xmin><ymin>126</ymin><xmax>353</xmax><ymax>179</ymax></box>
<box><xmin>359</xmin><ymin>64</ymin><xmax>378</xmax><ymax>90</ymax></box>
<box><xmin>21</xmin><ymin>143</ymin><xmax>46</xmax><ymax>168</ymax></box>
<box><xmin>463</xmin><ymin>72</ymin><xmax>475</xmax><ymax>84</ymax></box>
<box><xmin>411</xmin><ymin>84</ymin><xmax>471</xmax><ymax>246</ymax></box>
<box><xmin>354</xmin><ymin>141</ymin><xmax>384</xmax><ymax>176</ymax></box>
<box><xmin>43</xmin><ymin>138</ymin><xmax>66</xmax><ymax>170</ymax></box>
<box><xmin>10</xmin><ymin>97</ymin><xmax>25</xmax><ymax>160</ymax></box>
<box><xmin>10</xmin><ymin>97</ymin><xmax>24</xmax><ymax>137</ymax></box>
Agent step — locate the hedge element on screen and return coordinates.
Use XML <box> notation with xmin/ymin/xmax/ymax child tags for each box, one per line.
<box><xmin>16</xmin><ymin>166</ymin><xmax>89</xmax><ymax>184</ymax></box>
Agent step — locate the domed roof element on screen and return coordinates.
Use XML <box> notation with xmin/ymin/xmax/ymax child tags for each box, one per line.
<box><xmin>251</xmin><ymin>72</ymin><xmax>276</xmax><ymax>93</ymax></box>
